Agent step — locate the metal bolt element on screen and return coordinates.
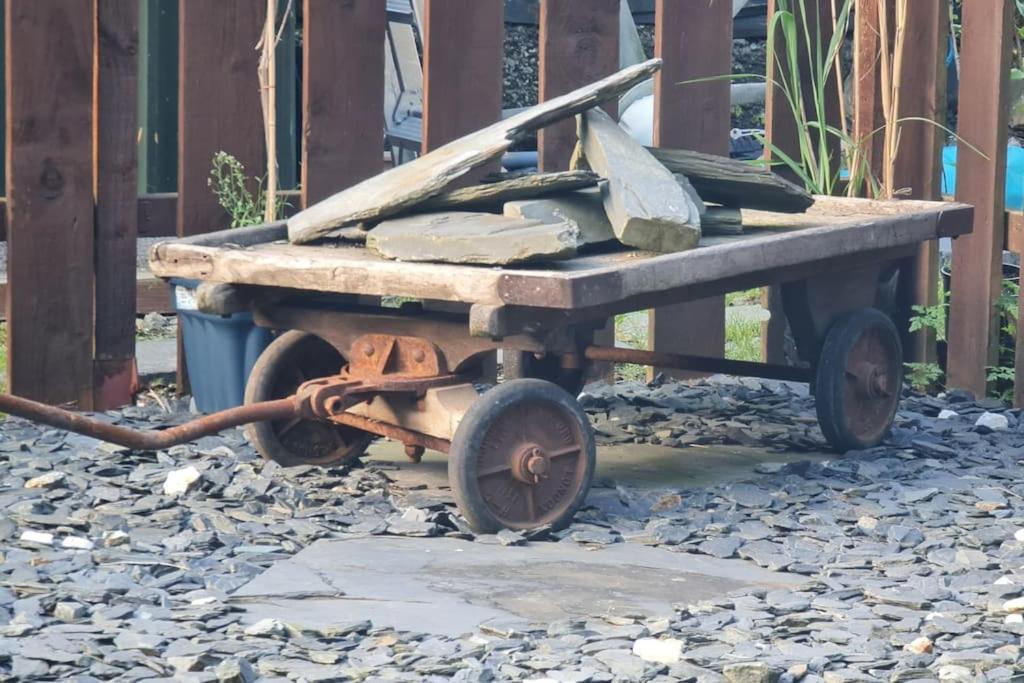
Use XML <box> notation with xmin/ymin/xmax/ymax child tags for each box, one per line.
<box><xmin>362</xmin><ymin>343</ymin><xmax>375</xmax><ymax>357</ymax></box>
<box><xmin>412</xmin><ymin>349</ymin><xmax>425</xmax><ymax>363</ymax></box>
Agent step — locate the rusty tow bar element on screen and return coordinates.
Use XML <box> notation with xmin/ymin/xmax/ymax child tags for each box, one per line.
<box><xmin>0</xmin><ymin>393</ymin><xmax>299</xmax><ymax>451</ymax></box>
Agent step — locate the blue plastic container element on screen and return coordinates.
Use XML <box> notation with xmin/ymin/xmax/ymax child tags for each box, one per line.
<box><xmin>170</xmin><ymin>278</ymin><xmax>274</xmax><ymax>413</ymax></box>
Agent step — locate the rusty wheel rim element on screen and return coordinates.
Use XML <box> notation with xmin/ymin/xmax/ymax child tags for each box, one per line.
<box><xmin>841</xmin><ymin>324</ymin><xmax>901</xmax><ymax>446</ymax></box>
<box><xmin>269</xmin><ymin>343</ymin><xmax>370</xmax><ymax>465</ymax></box>
<box><xmin>474</xmin><ymin>400</ymin><xmax>588</xmax><ymax>529</ymax></box>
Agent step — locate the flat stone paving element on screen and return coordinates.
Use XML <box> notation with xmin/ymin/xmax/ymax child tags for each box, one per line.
<box><xmin>235</xmin><ymin>534</ymin><xmax>802</xmax><ymax>637</ymax></box>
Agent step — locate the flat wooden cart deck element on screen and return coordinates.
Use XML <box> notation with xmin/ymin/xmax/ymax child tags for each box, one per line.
<box><xmin>142</xmin><ymin>196</ymin><xmax>975</xmax><ymax>532</ymax></box>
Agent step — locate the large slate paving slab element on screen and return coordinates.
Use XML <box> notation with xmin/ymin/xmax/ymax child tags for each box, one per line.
<box><xmin>232</xmin><ymin>535</ymin><xmax>802</xmax><ymax>636</ymax></box>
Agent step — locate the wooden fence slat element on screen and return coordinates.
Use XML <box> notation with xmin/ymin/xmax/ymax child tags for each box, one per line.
<box><xmin>891</xmin><ymin>0</ymin><xmax>948</xmax><ymax>364</ymax></box>
<box><xmin>422</xmin><ymin>0</ymin><xmax>503</xmax><ymax>179</ymax></box>
<box><xmin>851</xmin><ymin>0</ymin><xmax>889</xmax><ymax>182</ymax></box>
<box><xmin>648</xmin><ymin>0</ymin><xmax>731</xmax><ymax>378</ymax></box>
<box><xmin>177</xmin><ymin>0</ymin><xmax>265</xmax><ymax>391</ymax></box>
<box><xmin>538</xmin><ymin>0</ymin><xmax>619</xmax><ymax>172</ymax></box>
<box><xmin>301</xmin><ymin>0</ymin><xmax>385</xmax><ymax>207</ymax></box>
<box><xmin>94</xmin><ymin>0</ymin><xmax>140</xmax><ymax>410</ymax></box>
<box><xmin>6</xmin><ymin>0</ymin><xmax>96</xmax><ymax>406</ymax></box>
<box><xmin>947</xmin><ymin>1</ymin><xmax>1012</xmax><ymax>396</ymax></box>
<box><xmin>761</xmin><ymin>0</ymin><xmax>842</xmax><ymax>364</ymax></box>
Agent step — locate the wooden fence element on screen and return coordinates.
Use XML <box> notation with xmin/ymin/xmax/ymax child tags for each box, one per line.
<box><xmin>1</xmin><ymin>0</ymin><xmax>1015</xmax><ymax>411</ymax></box>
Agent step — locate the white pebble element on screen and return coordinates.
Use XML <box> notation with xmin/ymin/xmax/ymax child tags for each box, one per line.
<box><xmin>996</xmin><ymin>576</ymin><xmax>1016</xmax><ymax>585</ymax></box>
<box><xmin>244</xmin><ymin>617</ymin><xmax>286</xmax><ymax>637</ymax></box>
<box><xmin>61</xmin><ymin>536</ymin><xmax>94</xmax><ymax>550</ymax></box>
<box><xmin>25</xmin><ymin>471</ymin><xmax>66</xmax><ymax>489</ymax></box>
<box><xmin>1008</xmin><ymin>614</ymin><xmax>1024</xmax><ymax>624</ymax></box>
<box><xmin>20</xmin><ymin>530</ymin><xmax>54</xmax><ymax>546</ymax></box>
<box><xmin>975</xmin><ymin>412</ymin><xmax>1009</xmax><ymax>431</ymax></box>
<box><xmin>632</xmin><ymin>637</ymin><xmax>683</xmax><ymax>664</ymax></box>
<box><xmin>1003</xmin><ymin>597</ymin><xmax>1024</xmax><ymax>613</ymax></box>
<box><xmin>163</xmin><ymin>465</ymin><xmax>202</xmax><ymax>497</ymax></box>
<box><xmin>937</xmin><ymin>409</ymin><xmax>958</xmax><ymax>419</ymax></box>
<box><xmin>103</xmin><ymin>530</ymin><xmax>130</xmax><ymax>547</ymax></box>
<box><xmin>1014</xmin><ymin>529</ymin><xmax>1024</xmax><ymax>543</ymax></box>
<box><xmin>903</xmin><ymin>636</ymin><xmax>933</xmax><ymax>654</ymax></box>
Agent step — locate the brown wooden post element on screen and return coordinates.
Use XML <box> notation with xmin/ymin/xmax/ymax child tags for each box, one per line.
<box><xmin>649</xmin><ymin>0</ymin><xmax>731</xmax><ymax>378</ymax></box>
<box><xmin>947</xmin><ymin>1</ymin><xmax>1011</xmax><ymax>396</ymax></box>
<box><xmin>6</xmin><ymin>0</ymin><xmax>96</xmax><ymax>406</ymax></box>
<box><xmin>422</xmin><ymin>0</ymin><xmax>503</xmax><ymax>179</ymax></box>
<box><xmin>302</xmin><ymin>0</ymin><xmax>385</xmax><ymax>207</ymax></box>
<box><xmin>892</xmin><ymin>1</ymin><xmax>948</xmax><ymax>364</ymax></box>
<box><xmin>539</xmin><ymin>0</ymin><xmax>618</xmax><ymax>380</ymax></box>
<box><xmin>94</xmin><ymin>0</ymin><xmax>140</xmax><ymax>410</ymax></box>
<box><xmin>762</xmin><ymin>0</ymin><xmax>842</xmax><ymax>364</ymax></box>
<box><xmin>538</xmin><ymin>0</ymin><xmax>619</xmax><ymax>171</ymax></box>
<box><xmin>177</xmin><ymin>0</ymin><xmax>265</xmax><ymax>390</ymax></box>
<box><xmin>851</xmin><ymin>0</ymin><xmax>889</xmax><ymax>184</ymax></box>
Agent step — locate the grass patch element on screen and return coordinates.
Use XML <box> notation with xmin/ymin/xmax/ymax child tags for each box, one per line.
<box><xmin>725</xmin><ymin>315</ymin><xmax>761</xmax><ymax>362</ymax></box>
<box><xmin>725</xmin><ymin>288</ymin><xmax>760</xmax><ymax>307</ymax></box>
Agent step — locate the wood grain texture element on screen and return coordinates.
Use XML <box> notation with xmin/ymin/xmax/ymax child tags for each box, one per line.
<box><xmin>422</xmin><ymin>0</ymin><xmax>503</xmax><ymax>183</ymax></box>
<box><xmin>851</xmin><ymin>0</ymin><xmax>889</xmax><ymax>180</ymax></box>
<box><xmin>947</xmin><ymin>1</ymin><xmax>1012</xmax><ymax>396</ymax></box>
<box><xmin>177</xmin><ymin>0</ymin><xmax>265</xmax><ymax>238</ymax></box>
<box><xmin>892</xmin><ymin>0</ymin><xmax>948</xmax><ymax>365</ymax></box>
<box><xmin>6</xmin><ymin>0</ymin><xmax>95</xmax><ymax>406</ymax></box>
<box><xmin>302</xmin><ymin>0</ymin><xmax>385</xmax><ymax>207</ymax></box>
<box><xmin>649</xmin><ymin>0</ymin><xmax>732</xmax><ymax>378</ymax></box>
<box><xmin>538</xmin><ymin>0</ymin><xmax>619</xmax><ymax>171</ymax></box>
<box><xmin>94</xmin><ymin>0</ymin><xmax>140</xmax><ymax>409</ymax></box>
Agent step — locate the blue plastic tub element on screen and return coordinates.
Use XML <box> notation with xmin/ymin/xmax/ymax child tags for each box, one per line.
<box><xmin>170</xmin><ymin>278</ymin><xmax>274</xmax><ymax>413</ymax></box>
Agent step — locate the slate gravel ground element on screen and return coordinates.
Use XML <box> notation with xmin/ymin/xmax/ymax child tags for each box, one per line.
<box><xmin>2</xmin><ymin>380</ymin><xmax>1024</xmax><ymax>681</ymax></box>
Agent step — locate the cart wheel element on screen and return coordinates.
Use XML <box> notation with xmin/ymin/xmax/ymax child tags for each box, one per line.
<box><xmin>814</xmin><ymin>308</ymin><xmax>903</xmax><ymax>452</ymax></box>
<box><xmin>449</xmin><ymin>379</ymin><xmax>595</xmax><ymax>533</ymax></box>
<box><xmin>244</xmin><ymin>331</ymin><xmax>373</xmax><ymax>467</ymax></box>
<box><xmin>502</xmin><ymin>352</ymin><xmax>585</xmax><ymax>396</ymax></box>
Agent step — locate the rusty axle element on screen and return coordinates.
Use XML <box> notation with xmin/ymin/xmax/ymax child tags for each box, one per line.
<box><xmin>582</xmin><ymin>345</ymin><xmax>812</xmax><ymax>383</ymax></box>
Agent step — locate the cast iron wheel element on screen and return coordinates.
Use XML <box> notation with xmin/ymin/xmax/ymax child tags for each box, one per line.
<box><xmin>244</xmin><ymin>330</ymin><xmax>373</xmax><ymax>467</ymax></box>
<box><xmin>502</xmin><ymin>351</ymin><xmax>586</xmax><ymax>396</ymax></box>
<box><xmin>449</xmin><ymin>378</ymin><xmax>596</xmax><ymax>533</ymax></box>
<box><xmin>814</xmin><ymin>308</ymin><xmax>903</xmax><ymax>452</ymax></box>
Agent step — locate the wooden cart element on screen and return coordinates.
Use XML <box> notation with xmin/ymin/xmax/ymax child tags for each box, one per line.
<box><xmin>145</xmin><ymin>196</ymin><xmax>972</xmax><ymax>533</ymax></box>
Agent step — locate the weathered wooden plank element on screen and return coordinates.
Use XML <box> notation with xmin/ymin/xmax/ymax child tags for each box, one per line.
<box><xmin>151</xmin><ymin>198</ymin><xmax>972</xmax><ymax>311</ymax></box>
<box><xmin>419</xmin><ymin>171</ymin><xmax>598</xmax><ymax>212</ymax></box>
<box><xmin>302</xmin><ymin>0</ymin><xmax>385</xmax><ymax>207</ymax></box>
<box><xmin>947</xmin><ymin>1</ymin><xmax>1012</xmax><ymax>396</ymax></box>
<box><xmin>6</xmin><ymin>0</ymin><xmax>95</xmax><ymax>406</ymax></box>
<box><xmin>422</xmin><ymin>0</ymin><xmax>503</xmax><ymax>184</ymax></box>
<box><xmin>94</xmin><ymin>0</ymin><xmax>140</xmax><ymax>410</ymax></box>
<box><xmin>178</xmin><ymin>0</ymin><xmax>265</xmax><ymax>238</ymax></box>
<box><xmin>647</xmin><ymin>147</ymin><xmax>814</xmax><ymax>212</ymax></box>
<box><xmin>288</xmin><ymin>59</ymin><xmax>662</xmax><ymax>244</ymax></box>
<box><xmin>891</xmin><ymin>0</ymin><xmax>948</xmax><ymax>365</ymax></box>
<box><xmin>538</xmin><ymin>0</ymin><xmax>619</xmax><ymax>171</ymax></box>
<box><xmin>649</xmin><ymin>0</ymin><xmax>731</xmax><ymax>377</ymax></box>
<box><xmin>577</xmin><ymin>107</ymin><xmax>700</xmax><ymax>252</ymax></box>
<box><xmin>367</xmin><ymin>212</ymin><xmax>577</xmax><ymax>265</ymax></box>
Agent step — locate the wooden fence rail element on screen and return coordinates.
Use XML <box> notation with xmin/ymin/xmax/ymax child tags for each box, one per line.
<box><xmin>0</xmin><ymin>0</ymin><xmax>1015</xmax><ymax>411</ymax></box>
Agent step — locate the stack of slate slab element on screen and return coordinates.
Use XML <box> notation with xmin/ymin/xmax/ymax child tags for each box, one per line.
<box><xmin>286</xmin><ymin>59</ymin><xmax>813</xmax><ymax>267</ymax></box>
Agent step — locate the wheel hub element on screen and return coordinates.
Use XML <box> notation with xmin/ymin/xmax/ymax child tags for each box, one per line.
<box><xmin>511</xmin><ymin>445</ymin><xmax>550</xmax><ymax>484</ymax></box>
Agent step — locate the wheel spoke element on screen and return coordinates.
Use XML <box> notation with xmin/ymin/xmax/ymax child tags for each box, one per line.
<box><xmin>523</xmin><ymin>485</ymin><xmax>536</xmax><ymax>521</ymax></box>
<box><xmin>547</xmin><ymin>444</ymin><xmax>581</xmax><ymax>459</ymax></box>
<box><xmin>478</xmin><ymin>463</ymin><xmax>512</xmax><ymax>478</ymax></box>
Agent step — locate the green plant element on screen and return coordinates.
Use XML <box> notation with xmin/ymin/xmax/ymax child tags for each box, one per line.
<box><xmin>208</xmin><ymin>151</ymin><xmax>287</xmax><ymax>228</ymax></box>
<box><xmin>987</xmin><ymin>365</ymin><xmax>1016</xmax><ymax>404</ymax></box>
<box><xmin>905</xmin><ymin>362</ymin><xmax>943</xmax><ymax>393</ymax></box>
<box><xmin>908</xmin><ymin>294</ymin><xmax>948</xmax><ymax>343</ymax></box>
<box><xmin>996</xmin><ymin>280</ymin><xmax>1020</xmax><ymax>339</ymax></box>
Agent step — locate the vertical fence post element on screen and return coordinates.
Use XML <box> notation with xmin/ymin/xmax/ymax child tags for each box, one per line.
<box><xmin>6</xmin><ymin>0</ymin><xmax>96</xmax><ymax>406</ymax></box>
<box><xmin>301</xmin><ymin>0</ymin><xmax>385</xmax><ymax>207</ymax></box>
<box><xmin>648</xmin><ymin>0</ymin><xmax>731</xmax><ymax>378</ymax></box>
<box><xmin>762</xmin><ymin>0</ymin><xmax>842</xmax><ymax>364</ymax></box>
<box><xmin>538</xmin><ymin>0</ymin><xmax>618</xmax><ymax>380</ymax></box>
<box><xmin>94</xmin><ymin>0</ymin><xmax>140</xmax><ymax>410</ymax></box>
<box><xmin>892</xmin><ymin>1</ymin><xmax>948</xmax><ymax>363</ymax></box>
<box><xmin>947</xmin><ymin>2</ymin><xmax>1011</xmax><ymax>397</ymax></box>
<box><xmin>422</xmin><ymin>0</ymin><xmax>503</xmax><ymax>181</ymax></box>
<box><xmin>177</xmin><ymin>0</ymin><xmax>265</xmax><ymax>391</ymax></box>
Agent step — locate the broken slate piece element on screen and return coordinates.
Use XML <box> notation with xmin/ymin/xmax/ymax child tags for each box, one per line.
<box><xmin>576</xmin><ymin>108</ymin><xmax>701</xmax><ymax>252</ymax></box>
<box><xmin>504</xmin><ymin>188</ymin><xmax>617</xmax><ymax>246</ymax></box>
<box><xmin>288</xmin><ymin>59</ymin><xmax>662</xmax><ymax>243</ymax></box>
<box><xmin>24</xmin><ymin>471</ymin><xmax>66</xmax><ymax>489</ymax></box>
<box><xmin>366</xmin><ymin>212</ymin><xmax>577</xmax><ymax>265</ymax></box>
<box><xmin>418</xmin><ymin>170</ymin><xmax>599</xmax><ymax>212</ymax></box>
